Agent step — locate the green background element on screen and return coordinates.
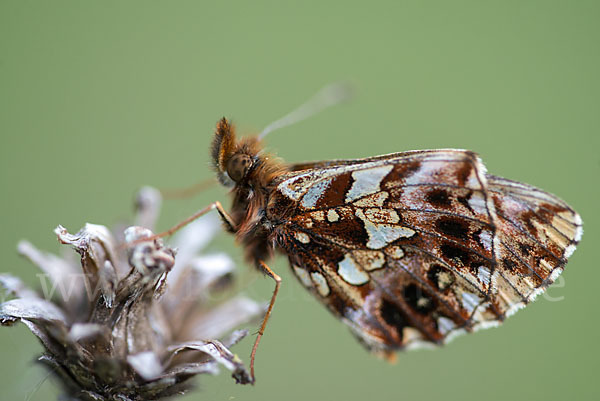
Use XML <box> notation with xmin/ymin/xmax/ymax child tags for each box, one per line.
<box><xmin>1</xmin><ymin>1</ymin><xmax>598</xmax><ymax>400</ymax></box>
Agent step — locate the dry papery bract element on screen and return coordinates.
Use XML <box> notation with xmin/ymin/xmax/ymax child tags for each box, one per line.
<box><xmin>0</xmin><ymin>187</ymin><xmax>265</xmax><ymax>401</ymax></box>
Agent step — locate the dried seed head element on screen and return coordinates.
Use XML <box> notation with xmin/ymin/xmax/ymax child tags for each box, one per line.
<box><xmin>1</xmin><ymin>188</ymin><xmax>265</xmax><ymax>400</ymax></box>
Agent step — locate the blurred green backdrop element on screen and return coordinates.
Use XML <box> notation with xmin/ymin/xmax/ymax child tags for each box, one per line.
<box><xmin>1</xmin><ymin>1</ymin><xmax>598</xmax><ymax>400</ymax></box>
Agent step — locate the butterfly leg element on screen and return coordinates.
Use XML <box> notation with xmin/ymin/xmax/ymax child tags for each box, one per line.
<box><xmin>129</xmin><ymin>201</ymin><xmax>235</xmax><ymax>246</ymax></box>
<box><xmin>250</xmin><ymin>260</ymin><xmax>282</xmax><ymax>383</ymax></box>
<box><xmin>157</xmin><ymin>201</ymin><xmax>236</xmax><ymax>235</ymax></box>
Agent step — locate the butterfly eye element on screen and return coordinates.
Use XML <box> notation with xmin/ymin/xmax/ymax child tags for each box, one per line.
<box><xmin>226</xmin><ymin>154</ymin><xmax>253</xmax><ymax>183</ymax></box>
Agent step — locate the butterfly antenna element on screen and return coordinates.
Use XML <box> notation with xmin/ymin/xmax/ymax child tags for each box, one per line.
<box><xmin>258</xmin><ymin>82</ymin><xmax>353</xmax><ymax>140</ymax></box>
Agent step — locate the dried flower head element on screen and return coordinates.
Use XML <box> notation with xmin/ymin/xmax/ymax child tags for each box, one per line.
<box><xmin>0</xmin><ymin>187</ymin><xmax>264</xmax><ymax>400</ymax></box>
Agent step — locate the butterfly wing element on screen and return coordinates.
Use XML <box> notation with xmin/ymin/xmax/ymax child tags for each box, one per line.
<box><xmin>267</xmin><ymin>150</ymin><xmax>581</xmax><ymax>355</ymax></box>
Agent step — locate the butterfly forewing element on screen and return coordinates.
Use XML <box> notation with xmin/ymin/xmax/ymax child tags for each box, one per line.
<box><xmin>486</xmin><ymin>175</ymin><xmax>582</xmax><ymax>316</ymax></box>
<box><xmin>266</xmin><ymin>150</ymin><xmax>581</xmax><ymax>354</ymax></box>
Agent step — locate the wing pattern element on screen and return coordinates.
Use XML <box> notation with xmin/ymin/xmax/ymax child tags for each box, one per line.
<box><xmin>266</xmin><ymin>150</ymin><xmax>582</xmax><ymax>356</ymax></box>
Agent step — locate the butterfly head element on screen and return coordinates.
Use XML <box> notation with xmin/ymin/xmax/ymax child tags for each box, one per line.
<box><xmin>211</xmin><ymin>117</ymin><xmax>264</xmax><ymax>188</ymax></box>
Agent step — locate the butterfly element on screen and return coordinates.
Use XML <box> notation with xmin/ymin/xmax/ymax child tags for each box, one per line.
<box><xmin>150</xmin><ymin>86</ymin><xmax>582</xmax><ymax>383</ymax></box>
<box><xmin>203</xmin><ymin>117</ymin><xmax>582</xmax><ymax>380</ymax></box>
